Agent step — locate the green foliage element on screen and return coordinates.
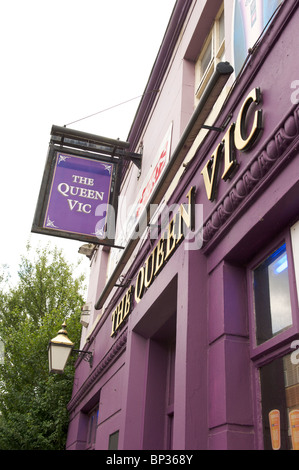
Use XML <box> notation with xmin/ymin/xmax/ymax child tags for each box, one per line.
<box><xmin>0</xmin><ymin>242</ymin><xmax>86</xmax><ymax>450</ymax></box>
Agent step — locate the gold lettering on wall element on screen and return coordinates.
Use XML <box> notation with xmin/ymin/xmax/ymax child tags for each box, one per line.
<box><xmin>234</xmin><ymin>87</ymin><xmax>263</xmax><ymax>152</ymax></box>
<box><xmin>221</xmin><ymin>123</ymin><xmax>237</xmax><ymax>181</ymax></box>
<box><xmin>111</xmin><ymin>187</ymin><xmax>196</xmax><ymax>335</ymax></box>
<box><xmin>201</xmin><ymin>143</ymin><xmax>223</xmax><ymax>201</ymax></box>
<box><xmin>134</xmin><ymin>186</ymin><xmax>195</xmax><ymax>306</ymax></box>
<box><xmin>134</xmin><ymin>267</ymin><xmax>145</xmax><ymax>304</ymax></box>
<box><xmin>111</xmin><ymin>286</ymin><xmax>133</xmax><ymax>336</ymax></box>
<box><xmin>201</xmin><ymin>87</ymin><xmax>263</xmax><ymax>201</ymax></box>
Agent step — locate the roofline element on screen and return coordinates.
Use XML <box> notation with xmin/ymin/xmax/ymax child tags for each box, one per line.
<box><xmin>127</xmin><ymin>0</ymin><xmax>193</xmax><ymax>152</ymax></box>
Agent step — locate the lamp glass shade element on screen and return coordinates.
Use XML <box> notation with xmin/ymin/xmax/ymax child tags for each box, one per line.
<box><xmin>48</xmin><ymin>325</ymin><xmax>74</xmax><ymax>373</ymax></box>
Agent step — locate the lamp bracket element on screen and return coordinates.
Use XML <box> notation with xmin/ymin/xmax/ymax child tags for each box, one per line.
<box><xmin>73</xmin><ymin>349</ymin><xmax>93</xmax><ymax>367</ymax></box>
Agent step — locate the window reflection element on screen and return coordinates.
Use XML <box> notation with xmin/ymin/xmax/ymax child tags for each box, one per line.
<box><xmin>260</xmin><ymin>354</ymin><xmax>299</xmax><ymax>450</ymax></box>
<box><xmin>253</xmin><ymin>244</ymin><xmax>292</xmax><ymax>345</ymax></box>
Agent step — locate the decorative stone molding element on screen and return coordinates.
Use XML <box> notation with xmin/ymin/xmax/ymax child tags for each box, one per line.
<box><xmin>202</xmin><ymin>105</ymin><xmax>299</xmax><ymax>249</ymax></box>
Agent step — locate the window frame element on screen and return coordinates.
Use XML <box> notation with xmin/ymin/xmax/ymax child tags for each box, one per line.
<box><xmin>247</xmin><ymin>227</ymin><xmax>299</xmax><ymax>449</ymax></box>
<box><xmin>257</xmin><ymin>351</ymin><xmax>299</xmax><ymax>450</ymax></box>
<box><xmin>194</xmin><ymin>5</ymin><xmax>225</xmax><ymax>103</ymax></box>
<box><xmin>247</xmin><ymin>228</ymin><xmax>299</xmax><ymax>363</ymax></box>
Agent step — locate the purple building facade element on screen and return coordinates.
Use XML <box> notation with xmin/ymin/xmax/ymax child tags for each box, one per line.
<box><xmin>66</xmin><ymin>0</ymin><xmax>299</xmax><ymax>450</ymax></box>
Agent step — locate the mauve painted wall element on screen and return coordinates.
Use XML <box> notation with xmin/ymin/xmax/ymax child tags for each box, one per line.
<box><xmin>67</xmin><ymin>1</ymin><xmax>299</xmax><ymax>450</ymax></box>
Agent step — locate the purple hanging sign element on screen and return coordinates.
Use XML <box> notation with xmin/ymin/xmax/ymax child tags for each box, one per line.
<box><xmin>42</xmin><ymin>152</ymin><xmax>114</xmax><ymax>240</ymax></box>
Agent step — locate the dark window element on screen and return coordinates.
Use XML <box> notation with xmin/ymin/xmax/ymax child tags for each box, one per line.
<box><xmin>108</xmin><ymin>431</ymin><xmax>119</xmax><ymax>450</ymax></box>
<box><xmin>260</xmin><ymin>353</ymin><xmax>299</xmax><ymax>450</ymax></box>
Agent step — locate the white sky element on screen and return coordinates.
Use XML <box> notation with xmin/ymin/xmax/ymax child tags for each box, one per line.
<box><xmin>0</xmin><ymin>0</ymin><xmax>176</xmax><ymax>286</ymax></box>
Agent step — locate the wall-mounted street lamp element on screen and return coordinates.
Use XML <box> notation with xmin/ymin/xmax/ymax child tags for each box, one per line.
<box><xmin>48</xmin><ymin>323</ymin><xmax>93</xmax><ymax>374</ymax></box>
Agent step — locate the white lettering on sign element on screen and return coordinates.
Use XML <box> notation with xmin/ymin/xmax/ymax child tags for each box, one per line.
<box><xmin>57</xmin><ymin>182</ymin><xmax>104</xmax><ymax>200</ymax></box>
<box><xmin>56</xmin><ymin>174</ymin><xmax>105</xmax><ymax>216</ymax></box>
<box><xmin>67</xmin><ymin>199</ymin><xmax>91</xmax><ymax>214</ymax></box>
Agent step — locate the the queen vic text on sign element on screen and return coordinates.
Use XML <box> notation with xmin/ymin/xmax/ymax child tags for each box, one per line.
<box><xmin>32</xmin><ymin>145</ymin><xmax>118</xmax><ymax>246</ymax></box>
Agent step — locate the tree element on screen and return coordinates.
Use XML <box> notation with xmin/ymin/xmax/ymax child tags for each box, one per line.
<box><xmin>0</xmin><ymin>242</ymin><xmax>86</xmax><ymax>450</ymax></box>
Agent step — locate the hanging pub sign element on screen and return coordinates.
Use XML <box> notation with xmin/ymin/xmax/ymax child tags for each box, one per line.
<box><xmin>32</xmin><ymin>125</ymin><xmax>141</xmax><ymax>246</ymax></box>
<box><xmin>32</xmin><ymin>147</ymin><xmax>117</xmax><ymax>245</ymax></box>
